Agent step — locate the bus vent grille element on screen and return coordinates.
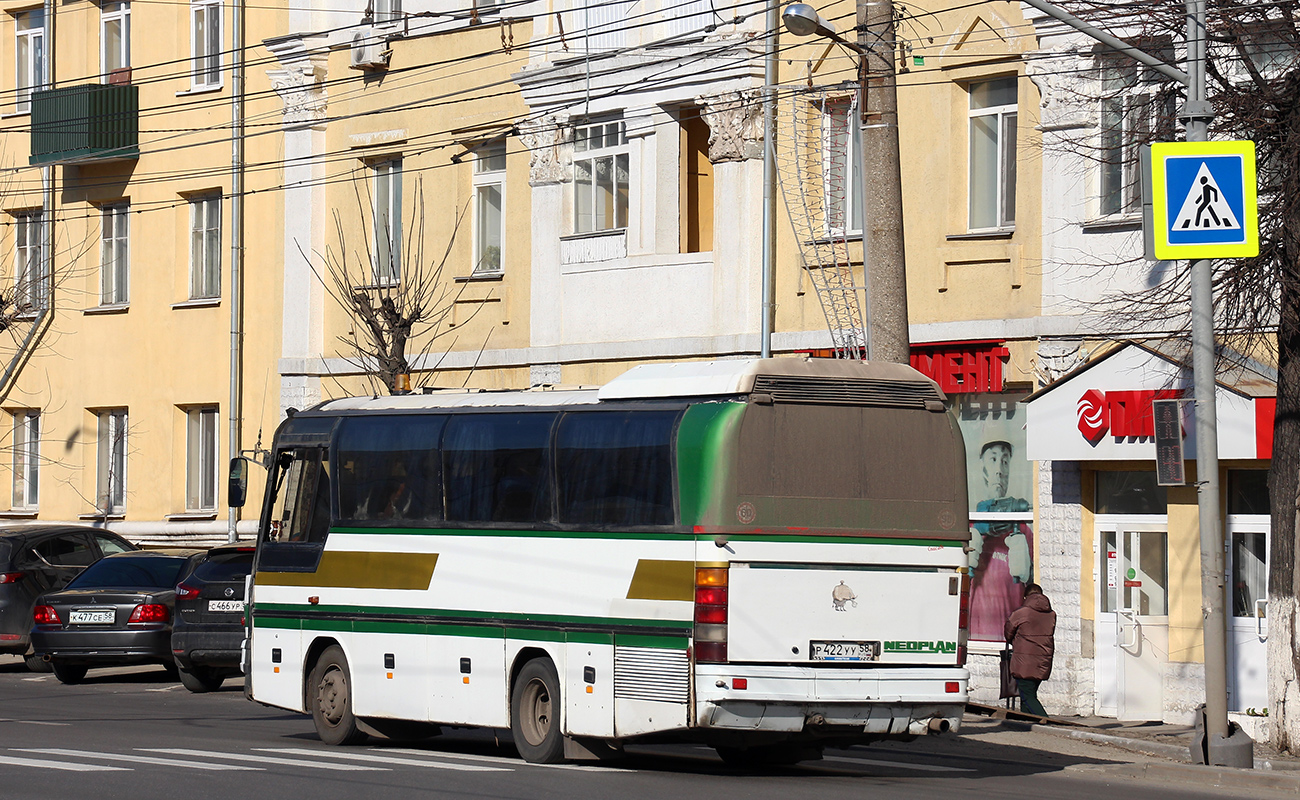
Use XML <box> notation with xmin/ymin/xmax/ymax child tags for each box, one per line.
<box><xmin>752</xmin><ymin>374</ymin><xmax>942</xmax><ymax>408</ymax></box>
<box><xmin>614</xmin><ymin>646</ymin><xmax>689</xmax><ymax>703</ymax></box>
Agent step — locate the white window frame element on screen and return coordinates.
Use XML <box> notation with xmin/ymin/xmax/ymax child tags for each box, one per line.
<box><xmin>822</xmin><ymin>99</ymin><xmax>863</xmax><ymax>237</ymax></box>
<box><xmin>15</xmin><ymin>9</ymin><xmax>45</xmax><ymax>113</ymax></box>
<box><xmin>190</xmin><ymin>0</ymin><xmax>222</xmax><ymax>89</ymax></box>
<box><xmin>14</xmin><ymin>211</ymin><xmax>46</xmax><ymax>311</ymax></box>
<box><xmin>572</xmin><ymin>118</ymin><xmax>629</xmax><ymax>234</ymax></box>
<box><xmin>101</xmin><ymin>203</ymin><xmax>129</xmax><ymax>305</ymax></box>
<box><xmin>97</xmin><ymin>409</ymin><xmax>127</xmax><ymax>515</ymax></box>
<box><xmin>373</xmin><ymin>159</ymin><xmax>402</xmax><ymax>285</ymax></box>
<box><xmin>1097</xmin><ymin>55</ymin><xmax>1169</xmax><ymax>218</ymax></box>
<box><xmin>967</xmin><ymin>77</ymin><xmax>1018</xmax><ymax>232</ymax></box>
<box><xmin>100</xmin><ymin>1</ymin><xmax>130</xmax><ymax>82</ymax></box>
<box><xmin>189</xmin><ymin>194</ymin><xmax>221</xmax><ymax>299</ymax></box>
<box><xmin>185</xmin><ymin>406</ymin><xmax>218</xmax><ymax>512</ymax></box>
<box><xmin>473</xmin><ymin>141</ymin><xmax>506</xmax><ymax>274</ymax></box>
<box><xmin>12</xmin><ymin>411</ymin><xmax>39</xmax><ymax>510</ymax></box>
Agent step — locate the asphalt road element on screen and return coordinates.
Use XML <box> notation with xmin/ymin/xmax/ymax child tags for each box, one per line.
<box><xmin>0</xmin><ymin>657</ymin><xmax>1287</xmax><ymax>800</ymax></box>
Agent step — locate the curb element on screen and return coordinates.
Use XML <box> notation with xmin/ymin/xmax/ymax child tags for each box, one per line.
<box><xmin>1027</xmin><ymin>723</ymin><xmax>1191</xmax><ymax>761</ymax></box>
<box><xmin>1067</xmin><ymin>760</ymin><xmax>1300</xmax><ymax>793</ymax></box>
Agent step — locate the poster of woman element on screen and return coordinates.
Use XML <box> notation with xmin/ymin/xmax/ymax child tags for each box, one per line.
<box><xmin>958</xmin><ymin>394</ymin><xmax>1034</xmax><ymax>642</ymax></box>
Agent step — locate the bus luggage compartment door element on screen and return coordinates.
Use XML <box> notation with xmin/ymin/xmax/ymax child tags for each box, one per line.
<box><xmin>726</xmin><ymin>562</ymin><xmax>959</xmax><ymax>665</ymax></box>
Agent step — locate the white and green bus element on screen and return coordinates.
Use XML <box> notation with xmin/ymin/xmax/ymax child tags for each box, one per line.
<box><xmin>238</xmin><ymin>358</ymin><xmax>971</xmax><ymax>764</ymax></box>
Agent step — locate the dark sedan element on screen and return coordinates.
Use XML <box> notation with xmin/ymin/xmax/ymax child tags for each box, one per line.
<box><xmin>171</xmin><ymin>544</ymin><xmax>255</xmax><ymax>692</ymax></box>
<box><xmin>30</xmin><ymin>549</ymin><xmax>202</xmax><ymax>684</ymax></box>
<box><xmin>0</xmin><ymin>525</ymin><xmax>137</xmax><ymax>671</ymax></box>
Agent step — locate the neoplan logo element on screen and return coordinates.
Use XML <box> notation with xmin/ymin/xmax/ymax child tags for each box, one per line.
<box><xmin>883</xmin><ymin>640</ymin><xmax>957</xmax><ymax>654</ymax></box>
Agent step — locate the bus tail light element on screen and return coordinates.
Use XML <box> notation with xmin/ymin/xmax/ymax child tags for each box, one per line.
<box><xmin>33</xmin><ymin>605</ymin><xmax>60</xmax><ymax>625</ymax></box>
<box><xmin>694</xmin><ymin>566</ymin><xmax>728</xmax><ymax>663</ymax></box>
<box><xmin>956</xmin><ymin>572</ymin><xmax>971</xmax><ymax>666</ymax></box>
<box><xmin>128</xmin><ymin>604</ymin><xmax>171</xmax><ymax>625</ymax></box>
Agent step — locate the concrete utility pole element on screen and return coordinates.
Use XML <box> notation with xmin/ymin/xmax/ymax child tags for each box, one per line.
<box><xmin>860</xmin><ymin>0</ymin><xmax>909</xmax><ymax>364</ymax></box>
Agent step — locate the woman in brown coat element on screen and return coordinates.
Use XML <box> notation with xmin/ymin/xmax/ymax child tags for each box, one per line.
<box><xmin>1005</xmin><ymin>583</ymin><xmax>1056</xmax><ymax>717</ymax></box>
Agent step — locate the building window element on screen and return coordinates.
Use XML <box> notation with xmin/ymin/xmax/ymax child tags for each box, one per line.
<box><xmin>573</xmin><ymin>119</ymin><xmax>629</xmax><ymax>234</ymax></box>
<box><xmin>1098</xmin><ymin>54</ymin><xmax>1173</xmax><ymax>217</ymax></box>
<box><xmin>473</xmin><ymin>142</ymin><xmax>505</xmax><ymax>273</ymax></box>
<box><xmin>12</xmin><ymin>411</ymin><xmax>38</xmax><ymax>510</ymax></box>
<box><xmin>14</xmin><ymin>211</ymin><xmax>46</xmax><ymax>311</ymax></box>
<box><xmin>15</xmin><ymin>9</ymin><xmax>45</xmax><ymax>113</ymax></box>
<box><xmin>189</xmin><ymin>194</ymin><xmax>221</xmax><ymax>299</ymax></box>
<box><xmin>373</xmin><ymin>159</ymin><xmax>402</xmax><ymax>284</ymax></box>
<box><xmin>97</xmin><ymin>409</ymin><xmax>127</xmax><ymax>514</ymax></box>
<box><xmin>190</xmin><ymin>0</ymin><xmax>221</xmax><ymax>88</ymax></box>
<box><xmin>101</xmin><ymin>1</ymin><xmax>130</xmax><ymax>82</ymax></box>
<box><xmin>186</xmin><ymin>407</ymin><xmax>218</xmax><ymax>511</ymax></box>
<box><xmin>823</xmin><ymin>100</ymin><xmax>863</xmax><ymax>236</ymax></box>
<box><xmin>968</xmin><ymin>77</ymin><xmax>1017</xmax><ymax>231</ymax></box>
<box><xmin>373</xmin><ymin>0</ymin><xmax>401</xmax><ymax>23</ymax></box>
<box><xmin>680</xmin><ymin>106</ymin><xmax>713</xmax><ymax>253</ymax></box>
<box><xmin>101</xmin><ymin>203</ymin><xmax>129</xmax><ymax>305</ymax></box>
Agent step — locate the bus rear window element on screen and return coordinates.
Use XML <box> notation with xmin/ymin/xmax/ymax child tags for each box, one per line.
<box><xmin>336</xmin><ymin>415</ymin><xmax>447</xmax><ymax>525</ymax></box>
<box><xmin>555</xmin><ymin>410</ymin><xmax>678</xmax><ymax>528</ymax></box>
<box><xmin>444</xmin><ymin>414</ymin><xmax>556</xmax><ymax>524</ymax></box>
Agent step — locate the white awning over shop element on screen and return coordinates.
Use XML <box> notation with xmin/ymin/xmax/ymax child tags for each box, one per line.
<box><xmin>1023</xmin><ymin>341</ymin><xmax>1275</xmax><ymax>462</ymax></box>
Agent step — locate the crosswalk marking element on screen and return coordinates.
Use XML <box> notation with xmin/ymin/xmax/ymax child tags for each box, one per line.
<box><xmin>16</xmin><ymin>748</ymin><xmax>260</xmax><ymax>771</ymax></box>
<box><xmin>376</xmin><ymin>746</ymin><xmax>625</xmax><ymax>772</ymax></box>
<box><xmin>140</xmin><ymin>748</ymin><xmax>385</xmax><ymax>771</ymax></box>
<box><xmin>259</xmin><ymin>748</ymin><xmax>512</xmax><ymax>772</ymax></box>
<box><xmin>820</xmin><ymin>755</ymin><xmax>975</xmax><ymax>773</ymax></box>
<box><xmin>0</xmin><ymin>753</ymin><xmax>129</xmax><ymax>772</ymax></box>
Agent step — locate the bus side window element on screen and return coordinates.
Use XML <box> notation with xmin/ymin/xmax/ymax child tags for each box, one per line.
<box><xmin>444</xmin><ymin>413</ymin><xmax>555</xmax><ymax>525</ymax></box>
<box><xmin>269</xmin><ymin>449</ymin><xmax>331</xmax><ymax>543</ymax></box>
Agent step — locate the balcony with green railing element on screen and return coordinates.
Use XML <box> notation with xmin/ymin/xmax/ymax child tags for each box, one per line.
<box><xmin>29</xmin><ymin>83</ymin><xmax>139</xmax><ymax>165</ymax></box>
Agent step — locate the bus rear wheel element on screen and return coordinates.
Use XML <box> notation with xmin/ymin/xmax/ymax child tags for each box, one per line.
<box><xmin>511</xmin><ymin>658</ymin><xmax>564</xmax><ymax>763</ymax></box>
<box><xmin>309</xmin><ymin>645</ymin><xmax>368</xmax><ymax>746</ymax></box>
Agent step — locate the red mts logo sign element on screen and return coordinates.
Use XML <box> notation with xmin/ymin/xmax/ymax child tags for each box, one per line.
<box><xmin>1077</xmin><ymin>389</ymin><xmax>1182</xmax><ymax>444</ymax></box>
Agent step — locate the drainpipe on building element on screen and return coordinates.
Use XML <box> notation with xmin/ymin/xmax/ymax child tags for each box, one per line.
<box><xmin>228</xmin><ymin>0</ymin><xmax>246</xmax><ymax>543</ymax></box>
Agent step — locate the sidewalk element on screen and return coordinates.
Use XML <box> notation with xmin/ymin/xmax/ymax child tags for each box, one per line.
<box><xmin>968</xmin><ymin>712</ymin><xmax>1300</xmax><ymax>794</ymax></box>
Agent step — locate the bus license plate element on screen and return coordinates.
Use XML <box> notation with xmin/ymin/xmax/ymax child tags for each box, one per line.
<box><xmin>810</xmin><ymin>640</ymin><xmax>880</xmax><ymax>662</ymax></box>
<box><xmin>69</xmin><ymin>609</ymin><xmax>114</xmax><ymax>625</ymax></box>
<box><xmin>208</xmin><ymin>600</ymin><xmax>243</xmax><ymax>612</ymax></box>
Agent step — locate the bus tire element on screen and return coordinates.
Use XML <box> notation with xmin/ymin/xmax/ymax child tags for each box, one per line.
<box><xmin>309</xmin><ymin>645</ymin><xmax>368</xmax><ymax>746</ymax></box>
<box><xmin>511</xmin><ymin>658</ymin><xmax>564</xmax><ymax>764</ymax></box>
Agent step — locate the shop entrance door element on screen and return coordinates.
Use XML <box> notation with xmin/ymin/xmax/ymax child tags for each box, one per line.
<box><xmin>1095</xmin><ymin>522</ymin><xmax>1170</xmax><ymax>720</ymax></box>
<box><xmin>1226</xmin><ymin>516</ymin><xmax>1268</xmax><ymax>712</ymax></box>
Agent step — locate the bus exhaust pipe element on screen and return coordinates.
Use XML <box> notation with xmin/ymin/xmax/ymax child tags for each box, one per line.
<box><xmin>927</xmin><ymin>718</ymin><xmax>950</xmax><ymax>734</ymax></box>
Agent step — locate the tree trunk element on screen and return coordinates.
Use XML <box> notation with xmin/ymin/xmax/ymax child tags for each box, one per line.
<box><xmin>1269</xmin><ymin>250</ymin><xmax>1300</xmax><ymax>753</ymax></box>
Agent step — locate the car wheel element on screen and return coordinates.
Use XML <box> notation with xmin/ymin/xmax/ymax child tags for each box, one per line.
<box><xmin>23</xmin><ymin>649</ymin><xmax>52</xmax><ymax>674</ymax></box>
<box><xmin>510</xmin><ymin>657</ymin><xmax>565</xmax><ymax>764</ymax></box>
<box><xmin>309</xmin><ymin>645</ymin><xmax>367</xmax><ymax>746</ymax></box>
<box><xmin>177</xmin><ymin>661</ymin><xmax>225</xmax><ymax>693</ymax></box>
<box><xmin>51</xmin><ymin>661</ymin><xmax>88</xmax><ymax>685</ymax></box>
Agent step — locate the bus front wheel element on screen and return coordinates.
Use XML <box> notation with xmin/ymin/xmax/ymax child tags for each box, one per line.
<box><xmin>511</xmin><ymin>658</ymin><xmax>565</xmax><ymax>763</ymax></box>
<box><xmin>309</xmin><ymin>645</ymin><xmax>368</xmax><ymax>746</ymax></box>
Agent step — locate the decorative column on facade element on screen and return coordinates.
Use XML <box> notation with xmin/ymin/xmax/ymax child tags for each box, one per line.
<box><xmin>267</xmin><ymin>34</ymin><xmax>330</xmax><ymax>416</ymax></box>
<box><xmin>516</xmin><ymin>113</ymin><xmax>572</xmax><ymax>186</ymax></box>
<box><xmin>696</xmin><ymin>90</ymin><xmax>764</xmax><ymax>163</ymax></box>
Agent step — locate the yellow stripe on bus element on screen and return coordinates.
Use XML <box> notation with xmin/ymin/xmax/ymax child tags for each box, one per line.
<box><xmin>256</xmin><ymin>552</ymin><xmax>439</xmax><ymax>590</ymax></box>
<box><xmin>625</xmin><ymin>559</ymin><xmax>694</xmax><ymax>601</ymax></box>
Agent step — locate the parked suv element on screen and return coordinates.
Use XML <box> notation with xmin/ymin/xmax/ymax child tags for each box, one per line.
<box><xmin>0</xmin><ymin>525</ymin><xmax>137</xmax><ymax>671</ymax></box>
<box><xmin>171</xmin><ymin>544</ymin><xmax>255</xmax><ymax>692</ymax></box>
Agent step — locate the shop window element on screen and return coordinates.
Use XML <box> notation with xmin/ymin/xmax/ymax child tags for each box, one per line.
<box><xmin>1227</xmin><ymin>469</ymin><xmax>1270</xmax><ymax>515</ymax></box>
<box><xmin>1095</xmin><ymin>470</ymin><xmax>1167</xmax><ymax>515</ymax></box>
<box><xmin>1232</xmin><ymin>531</ymin><xmax>1267</xmax><ymax>618</ymax></box>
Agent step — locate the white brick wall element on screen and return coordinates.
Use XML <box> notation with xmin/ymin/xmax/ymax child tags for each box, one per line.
<box><xmin>1036</xmin><ymin>460</ymin><xmax>1094</xmax><ymax>716</ymax></box>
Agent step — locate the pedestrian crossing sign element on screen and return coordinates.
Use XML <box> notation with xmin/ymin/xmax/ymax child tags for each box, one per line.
<box><xmin>1149</xmin><ymin>140</ymin><xmax>1258</xmax><ymax>260</ymax></box>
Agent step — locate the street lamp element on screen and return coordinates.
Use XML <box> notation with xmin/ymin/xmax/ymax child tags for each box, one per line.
<box><xmin>781</xmin><ymin>2</ymin><xmax>911</xmax><ymax>364</ymax></box>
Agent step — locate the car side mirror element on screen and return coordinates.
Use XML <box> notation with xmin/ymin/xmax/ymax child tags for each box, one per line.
<box><xmin>229</xmin><ymin>456</ymin><xmax>250</xmax><ymax>509</ymax></box>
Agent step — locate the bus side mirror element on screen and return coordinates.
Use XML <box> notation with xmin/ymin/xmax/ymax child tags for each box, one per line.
<box><xmin>229</xmin><ymin>457</ymin><xmax>250</xmax><ymax>508</ymax></box>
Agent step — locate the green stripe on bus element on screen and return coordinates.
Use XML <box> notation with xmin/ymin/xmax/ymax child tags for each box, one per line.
<box><xmin>676</xmin><ymin>402</ymin><xmax>745</xmax><ymax>525</ymax></box>
<box><xmin>616</xmin><ymin>633</ymin><xmax>690</xmax><ymax>650</ymax></box>
<box><xmin>253</xmin><ymin>602</ymin><xmax>694</xmax><ymax>631</ymax></box>
<box><xmin>566</xmin><ymin>631</ymin><xmax>614</xmax><ymax>645</ymax></box>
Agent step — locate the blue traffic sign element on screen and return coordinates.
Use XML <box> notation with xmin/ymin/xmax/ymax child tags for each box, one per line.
<box><xmin>1149</xmin><ymin>141</ymin><xmax>1258</xmax><ymax>260</ymax></box>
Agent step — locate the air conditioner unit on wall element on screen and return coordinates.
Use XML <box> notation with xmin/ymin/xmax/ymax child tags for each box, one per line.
<box><xmin>350</xmin><ymin>27</ymin><xmax>391</xmax><ymax>70</ymax></box>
